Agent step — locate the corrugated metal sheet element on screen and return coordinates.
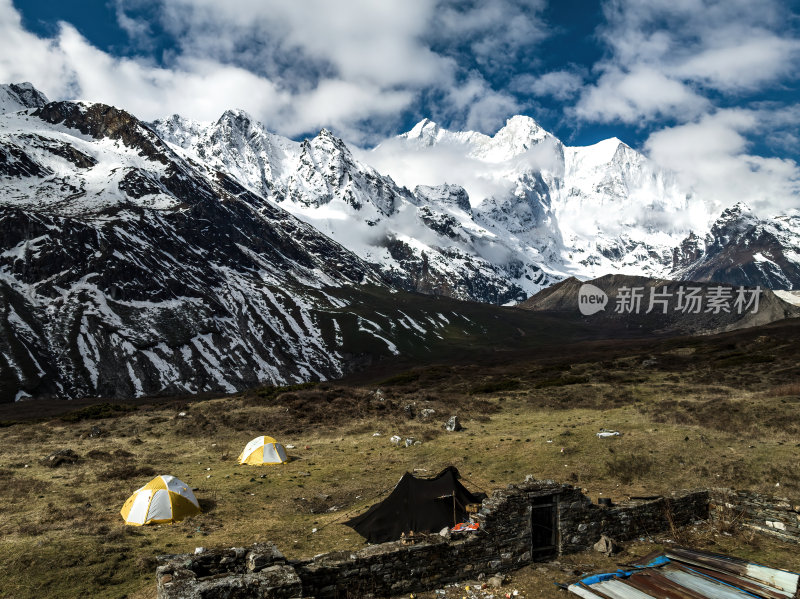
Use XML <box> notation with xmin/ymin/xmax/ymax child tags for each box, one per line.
<box><xmin>665</xmin><ymin>548</ymin><xmax>799</xmax><ymax>595</ymax></box>
<box><xmin>592</xmin><ymin>579</ymin><xmax>657</xmax><ymax>598</ymax></box>
<box><xmin>661</xmin><ymin>567</ymin><xmax>757</xmax><ymax>599</ymax></box>
<box><xmin>565</xmin><ymin>547</ymin><xmax>799</xmax><ymax>599</ymax></box>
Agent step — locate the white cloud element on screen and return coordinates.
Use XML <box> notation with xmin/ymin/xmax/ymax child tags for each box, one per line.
<box><xmin>436</xmin><ymin>75</ymin><xmax>521</xmax><ymax>133</ymax></box>
<box><xmin>362</xmin><ymin>136</ymin><xmax>515</xmax><ymax>206</ymax></box>
<box><xmin>287</xmin><ymin>79</ymin><xmax>414</xmax><ymax>138</ymax></box>
<box><xmin>112</xmin><ymin>0</ymin><xmax>152</xmax><ymax>42</ymax></box>
<box><xmin>568</xmin><ymin>0</ymin><xmax>800</xmax><ymax>216</ymax></box>
<box><xmin>0</xmin><ymin>0</ymin><xmax>547</xmax><ymax>144</ymax></box>
<box><xmin>154</xmin><ymin>0</ymin><xmax>452</xmax><ymax>89</ymax></box>
<box><xmin>431</xmin><ymin>0</ymin><xmax>549</xmax><ymax>72</ymax></box>
<box><xmin>575</xmin><ymin>66</ymin><xmax>709</xmax><ymax>123</ymax></box>
<box><xmin>526</xmin><ymin>70</ymin><xmax>584</xmax><ymax>101</ymax></box>
<box><xmin>575</xmin><ymin>0</ymin><xmax>800</xmax><ymax>125</ymax></box>
<box><xmin>359</xmin><ymin>123</ymin><xmax>564</xmax><ymax>208</ymax></box>
<box><xmin>675</xmin><ymin>36</ymin><xmax>800</xmax><ymax>92</ymax></box>
<box><xmin>0</xmin><ymin>1</ymin><xmax>73</xmax><ymax>95</ymax></box>
<box><xmin>645</xmin><ymin>109</ymin><xmax>800</xmax><ymax>216</ymax></box>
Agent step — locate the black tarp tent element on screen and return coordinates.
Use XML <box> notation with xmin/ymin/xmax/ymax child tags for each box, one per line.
<box><xmin>344</xmin><ymin>466</ymin><xmax>485</xmax><ymax>543</ymax></box>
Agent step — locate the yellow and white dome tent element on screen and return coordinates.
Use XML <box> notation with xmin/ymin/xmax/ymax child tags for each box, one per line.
<box><xmin>238</xmin><ymin>435</ymin><xmax>289</xmax><ymax>465</ymax></box>
<box><xmin>120</xmin><ymin>475</ymin><xmax>201</xmax><ymax>526</ymax></box>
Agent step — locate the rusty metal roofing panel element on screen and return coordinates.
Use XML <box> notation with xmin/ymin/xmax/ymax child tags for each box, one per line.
<box><xmin>566</xmin><ymin>548</ymin><xmax>800</xmax><ymax>599</ymax></box>
<box><xmin>626</xmin><ymin>571</ymin><xmax>710</xmax><ymax>599</ymax></box>
<box><xmin>591</xmin><ymin>579</ymin><xmax>658</xmax><ymax>599</ymax></box>
<box><xmin>681</xmin><ymin>563</ymin><xmax>793</xmax><ymax>599</ymax></box>
<box><xmin>567</xmin><ymin>583</ymin><xmax>611</xmax><ymax>599</ymax></box>
<box><xmin>662</xmin><ymin>567</ymin><xmax>761</xmax><ymax>598</ymax></box>
<box><xmin>666</xmin><ymin>548</ymin><xmax>799</xmax><ymax>595</ymax></box>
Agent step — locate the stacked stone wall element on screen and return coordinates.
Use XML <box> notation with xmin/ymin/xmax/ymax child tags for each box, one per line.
<box><xmin>710</xmin><ymin>488</ymin><xmax>800</xmax><ymax>544</ymax></box>
<box><xmin>156</xmin><ymin>480</ymin><xmax>711</xmax><ymax>599</ymax></box>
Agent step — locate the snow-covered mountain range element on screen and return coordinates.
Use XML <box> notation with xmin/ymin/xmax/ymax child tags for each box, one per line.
<box><xmin>151</xmin><ymin>103</ymin><xmax>799</xmax><ymax>302</ymax></box>
<box><xmin>1</xmin><ymin>82</ymin><xmax>798</xmax><ymax>400</ymax></box>
<box><xmin>0</xmin><ymin>85</ymin><xmax>505</xmax><ymax>401</ymax></box>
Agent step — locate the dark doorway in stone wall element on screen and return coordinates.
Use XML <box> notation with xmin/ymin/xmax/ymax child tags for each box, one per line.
<box><xmin>530</xmin><ymin>495</ymin><xmax>557</xmax><ymax>560</ymax></box>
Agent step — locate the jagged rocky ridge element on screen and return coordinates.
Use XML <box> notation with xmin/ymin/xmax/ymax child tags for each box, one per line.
<box><xmin>0</xmin><ymin>89</ymin><xmax>514</xmax><ymax>401</ymax></box>
<box><xmin>2</xmin><ymin>82</ymin><xmax>799</xmax><ymax>400</ymax></box>
<box><xmin>672</xmin><ymin>202</ymin><xmax>800</xmax><ymax>289</ymax></box>
<box><xmin>153</xmin><ymin>112</ymin><xmax>542</xmax><ymax>304</ymax></box>
<box><xmin>152</xmin><ymin>108</ymin><xmax>800</xmax><ymax>300</ymax></box>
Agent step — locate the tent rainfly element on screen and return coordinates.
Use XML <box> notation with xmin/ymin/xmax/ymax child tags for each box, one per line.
<box><xmin>238</xmin><ymin>436</ymin><xmax>289</xmax><ymax>465</ymax></box>
<box><xmin>120</xmin><ymin>475</ymin><xmax>201</xmax><ymax>525</ymax></box>
<box><xmin>344</xmin><ymin>466</ymin><xmax>485</xmax><ymax>543</ymax></box>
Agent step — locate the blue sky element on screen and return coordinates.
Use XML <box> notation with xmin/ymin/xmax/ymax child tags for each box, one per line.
<box><xmin>2</xmin><ymin>0</ymin><xmax>799</xmax><ymax>214</ymax></box>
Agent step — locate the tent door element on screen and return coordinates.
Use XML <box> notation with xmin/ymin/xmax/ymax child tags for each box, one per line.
<box><xmin>434</xmin><ymin>494</ymin><xmax>458</xmax><ymax>527</ymax></box>
<box><xmin>530</xmin><ymin>496</ymin><xmax>557</xmax><ymax>560</ymax></box>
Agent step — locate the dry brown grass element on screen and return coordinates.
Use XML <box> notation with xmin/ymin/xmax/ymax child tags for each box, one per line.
<box><xmin>771</xmin><ymin>382</ymin><xmax>800</xmax><ymax>397</ymax></box>
<box><xmin>1</xmin><ymin>326</ymin><xmax>799</xmax><ymax>598</ymax></box>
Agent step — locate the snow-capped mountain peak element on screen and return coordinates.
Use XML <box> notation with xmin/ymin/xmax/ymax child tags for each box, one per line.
<box><xmin>402</xmin><ymin>118</ymin><xmax>442</xmax><ymax>145</ymax></box>
<box><xmin>414</xmin><ymin>183</ymin><xmax>471</xmax><ymax>213</ymax></box>
<box><xmin>490</xmin><ymin>115</ymin><xmax>551</xmax><ymax>153</ymax></box>
<box><xmin>706</xmin><ymin>201</ymin><xmax>759</xmax><ymax>247</ymax></box>
<box><xmin>398</xmin><ymin>115</ymin><xmax>557</xmax><ymax>163</ymax></box>
<box><xmin>152</xmin><ymin>113</ymin><xmax>207</xmax><ymax>149</ymax></box>
<box><xmin>716</xmin><ymin>201</ymin><xmax>755</xmax><ymax>224</ymax></box>
<box><xmin>0</xmin><ymin>82</ymin><xmax>49</xmax><ymax>114</ymax></box>
<box><xmin>673</xmin><ymin>200</ymin><xmax>800</xmax><ymax>289</ymax></box>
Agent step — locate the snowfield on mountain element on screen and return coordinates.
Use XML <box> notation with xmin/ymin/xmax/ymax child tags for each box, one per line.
<box><xmin>1</xmin><ymin>82</ymin><xmax>798</xmax><ymax>400</ymax></box>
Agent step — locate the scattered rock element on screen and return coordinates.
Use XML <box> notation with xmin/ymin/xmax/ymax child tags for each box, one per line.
<box><xmin>488</xmin><ymin>574</ymin><xmax>505</xmax><ymax>588</ymax></box>
<box><xmin>419</xmin><ymin>408</ymin><xmax>436</xmax><ymax>420</ymax></box>
<box><xmin>404</xmin><ymin>438</ymin><xmax>419</xmax><ymax>447</ymax></box>
<box><xmin>593</xmin><ymin>534</ymin><xmax>621</xmax><ymax>556</ymax></box>
<box><xmin>445</xmin><ymin>415</ymin><xmax>463</xmax><ymax>432</ymax></box>
<box><xmin>390</xmin><ymin>435</ymin><xmax>402</xmax><ymax>445</ymax></box>
<box><xmin>88</xmin><ymin>425</ymin><xmax>106</xmax><ymax>438</ymax></box>
<box><xmin>40</xmin><ymin>449</ymin><xmax>79</xmax><ymax>468</ymax></box>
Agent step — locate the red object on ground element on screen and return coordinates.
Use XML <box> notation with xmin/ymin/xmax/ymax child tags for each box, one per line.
<box><xmin>451</xmin><ymin>521</ymin><xmax>479</xmax><ymax>532</ymax></box>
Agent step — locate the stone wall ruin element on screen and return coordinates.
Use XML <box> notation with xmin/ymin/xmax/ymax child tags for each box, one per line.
<box><xmin>157</xmin><ymin>478</ymin><xmax>712</xmax><ymax>598</ymax></box>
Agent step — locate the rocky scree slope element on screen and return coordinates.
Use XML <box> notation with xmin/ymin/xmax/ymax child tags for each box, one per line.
<box><xmin>0</xmin><ymin>91</ymin><xmax>497</xmax><ymax>401</ymax></box>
